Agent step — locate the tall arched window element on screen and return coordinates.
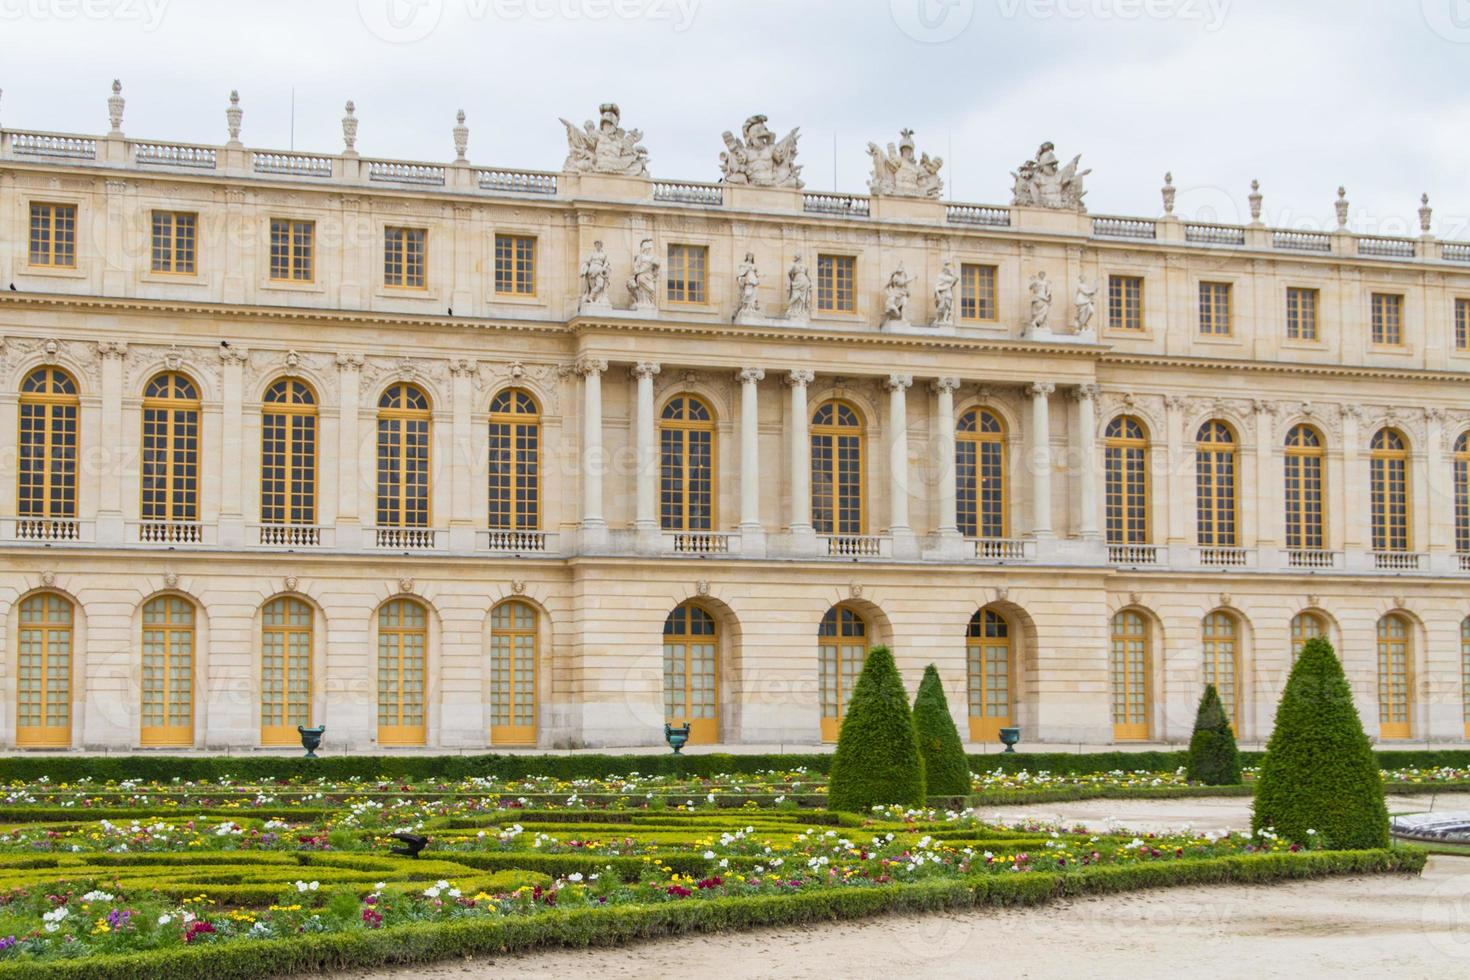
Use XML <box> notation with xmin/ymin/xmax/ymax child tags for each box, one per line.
<box><xmin>16</xmin><ymin>593</ymin><xmax>73</xmax><ymax>748</ymax></box>
<box><xmin>1104</xmin><ymin>416</ymin><xmax>1150</xmax><ymax>545</ymax></box>
<box><xmin>487</xmin><ymin>388</ymin><xmax>540</xmax><ymax>532</ymax></box>
<box><xmin>1453</xmin><ymin>432</ymin><xmax>1468</xmax><ymax>556</ymax></box>
<box><xmin>377</xmin><ymin>598</ymin><xmax>427</xmax><ymax>745</ymax></box>
<box><xmin>1195</xmin><ymin>421</ymin><xmax>1237</xmax><ymax>546</ymax></box>
<box><xmin>1110</xmin><ymin>610</ymin><xmax>1150</xmax><ymax>740</ymax></box>
<box><xmin>141</xmin><ymin>373</ymin><xmax>200</xmax><ymax>530</ymax></box>
<box><xmin>261</xmin><ymin>379</ymin><xmax>317</xmax><ymax>531</ymax></box>
<box><xmin>811</xmin><ymin>401</ymin><xmax>864</xmax><ymax>536</ymax></box>
<box><xmin>1462</xmin><ymin>617</ymin><xmax>1470</xmax><ymax>739</ymax></box>
<box><xmin>490</xmin><ymin>600</ymin><xmax>537</xmax><ymax>745</ymax></box>
<box><xmin>18</xmin><ymin>367</ymin><xmax>79</xmax><ymax>536</ymax></box>
<box><xmin>818</xmin><ymin>605</ymin><xmax>867</xmax><ymax>741</ymax></box>
<box><xmin>1201</xmin><ymin>611</ymin><xmax>1240</xmax><ymax>730</ymax></box>
<box><xmin>1377</xmin><ymin>613</ymin><xmax>1411</xmax><ymax>739</ymax></box>
<box><xmin>1283</xmin><ymin>424</ymin><xmax>1324</xmax><ymax>551</ymax></box>
<box><xmin>660</xmin><ymin>395</ymin><xmax>715</xmax><ymax>531</ymax></box>
<box><xmin>141</xmin><ymin>595</ymin><xmax>195</xmax><ymax>746</ymax></box>
<box><xmin>260</xmin><ymin>597</ymin><xmax>312</xmax><ymax>745</ymax></box>
<box><xmin>663</xmin><ymin>603</ymin><xmax>718</xmax><ymax>744</ymax></box>
<box><xmin>376</xmin><ymin>383</ymin><xmax>431</xmax><ymax>530</ymax></box>
<box><xmin>966</xmin><ymin>608</ymin><xmax>1013</xmax><ymax>741</ymax></box>
<box><xmin>1370</xmin><ymin>429</ymin><xmax>1410</xmax><ymax>552</ymax></box>
<box><xmin>1290</xmin><ymin>611</ymin><xmax>1327</xmax><ymax>663</ymax></box>
<box><xmin>957</xmin><ymin>408</ymin><xmax>1007</xmax><ymax>538</ymax></box>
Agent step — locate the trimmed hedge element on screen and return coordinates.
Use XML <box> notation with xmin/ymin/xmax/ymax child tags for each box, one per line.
<box><xmin>1186</xmin><ymin>685</ymin><xmax>1241</xmax><ymax>786</ymax></box>
<box><xmin>827</xmin><ymin>647</ymin><xmax>926</xmax><ymax>812</ymax></box>
<box><xmin>0</xmin><ymin>847</ymin><xmax>1423</xmax><ymax>979</ymax></box>
<box><xmin>912</xmin><ymin>665</ymin><xmax>971</xmax><ymax>798</ymax></box>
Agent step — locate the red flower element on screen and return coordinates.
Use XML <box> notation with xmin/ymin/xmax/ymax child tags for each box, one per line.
<box><xmin>666</xmin><ymin>885</ymin><xmax>693</xmax><ymax>898</ymax></box>
<box><xmin>183</xmin><ymin>921</ymin><xmax>216</xmax><ymax>944</ymax></box>
<box><xmin>361</xmin><ymin>908</ymin><xmax>382</xmax><ymax>929</ymax></box>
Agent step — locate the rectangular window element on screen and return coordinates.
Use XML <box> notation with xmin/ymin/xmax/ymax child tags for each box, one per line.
<box><xmin>959</xmin><ymin>264</ymin><xmax>997</xmax><ymax>321</ymax></box>
<box><xmin>1286</xmin><ymin>287</ymin><xmax>1318</xmax><ymax>340</ymax></box>
<box><xmin>1108</xmin><ymin>275</ymin><xmax>1144</xmax><ymax>331</ymax></box>
<box><xmin>817</xmin><ymin>254</ymin><xmax>856</xmax><ymax>313</ymax></box>
<box><xmin>1198</xmin><ymin>281</ymin><xmax>1232</xmax><ymax>336</ymax></box>
<box><xmin>269</xmin><ymin>219</ymin><xmax>314</xmax><ymax>282</ymax></box>
<box><xmin>28</xmin><ymin>203</ymin><xmax>77</xmax><ymax>268</ymax></box>
<box><xmin>493</xmin><ymin>234</ymin><xmax>536</xmax><ymax>296</ymax></box>
<box><xmin>383</xmin><ymin>227</ymin><xmax>426</xmax><ymax>289</ymax></box>
<box><xmin>666</xmin><ymin>244</ymin><xmax>707</xmax><ymax>304</ymax></box>
<box><xmin>1371</xmin><ymin>292</ymin><xmax>1403</xmax><ymax>345</ymax></box>
<box><xmin>1456</xmin><ymin>298</ymin><xmax>1469</xmax><ymax>351</ymax></box>
<box><xmin>151</xmin><ymin>211</ymin><xmax>197</xmax><ymax>275</ymax></box>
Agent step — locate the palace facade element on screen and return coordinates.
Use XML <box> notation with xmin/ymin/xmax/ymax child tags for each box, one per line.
<box><xmin>2</xmin><ymin>87</ymin><xmax>1469</xmax><ymax>751</ymax></box>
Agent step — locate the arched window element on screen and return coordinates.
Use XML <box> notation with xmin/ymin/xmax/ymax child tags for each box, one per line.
<box><xmin>1462</xmin><ymin>617</ymin><xmax>1470</xmax><ymax>739</ymax></box>
<box><xmin>141</xmin><ymin>595</ymin><xmax>195</xmax><ymax>746</ymax></box>
<box><xmin>1201</xmin><ymin>611</ymin><xmax>1240</xmax><ymax>730</ymax></box>
<box><xmin>811</xmin><ymin>401</ymin><xmax>864</xmax><ymax>536</ymax></box>
<box><xmin>490</xmin><ymin>600</ymin><xmax>537</xmax><ymax>744</ymax></box>
<box><xmin>260</xmin><ymin>597</ymin><xmax>312</xmax><ymax>745</ymax></box>
<box><xmin>1110</xmin><ymin>610</ymin><xmax>1150</xmax><ymax>740</ymax></box>
<box><xmin>818</xmin><ymin>605</ymin><xmax>867</xmax><ymax>741</ymax></box>
<box><xmin>1453</xmin><ymin>432</ymin><xmax>1468</xmax><ymax>555</ymax></box>
<box><xmin>663</xmin><ymin>603</ymin><xmax>718</xmax><ymax>744</ymax></box>
<box><xmin>1376</xmin><ymin>614</ymin><xmax>1411</xmax><ymax>739</ymax></box>
<box><xmin>1290</xmin><ymin>611</ymin><xmax>1327</xmax><ymax>663</ymax></box>
<box><xmin>141</xmin><ymin>373</ymin><xmax>200</xmax><ymax>529</ymax></box>
<box><xmin>1283</xmin><ymin>424</ymin><xmax>1324</xmax><ymax>551</ymax></box>
<box><xmin>957</xmin><ymin>408</ymin><xmax>1007</xmax><ymax>538</ymax></box>
<box><xmin>1195</xmin><ymin>421</ymin><xmax>1237</xmax><ymax>546</ymax></box>
<box><xmin>16</xmin><ymin>593</ymin><xmax>73</xmax><ymax>748</ymax></box>
<box><xmin>1370</xmin><ymin>429</ymin><xmax>1410</xmax><ymax>552</ymax></box>
<box><xmin>1104</xmin><ymin>416</ymin><xmax>1150</xmax><ymax>545</ymax></box>
<box><xmin>660</xmin><ymin>395</ymin><xmax>715</xmax><ymax>531</ymax></box>
<box><xmin>261</xmin><ymin>379</ymin><xmax>317</xmax><ymax>530</ymax></box>
<box><xmin>488</xmin><ymin>388</ymin><xmax>540</xmax><ymax>532</ymax></box>
<box><xmin>18</xmin><ymin>367</ymin><xmax>79</xmax><ymax>534</ymax></box>
<box><xmin>376</xmin><ymin>383</ymin><xmax>431</xmax><ymax>530</ymax></box>
<box><xmin>377</xmin><ymin>598</ymin><xmax>427</xmax><ymax>745</ymax></box>
<box><xmin>966</xmin><ymin>608</ymin><xmax>1013</xmax><ymax>741</ymax></box>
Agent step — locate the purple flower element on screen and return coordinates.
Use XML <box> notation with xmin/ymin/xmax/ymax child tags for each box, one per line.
<box><xmin>0</xmin><ymin>936</ymin><xmax>15</xmax><ymax>951</ymax></box>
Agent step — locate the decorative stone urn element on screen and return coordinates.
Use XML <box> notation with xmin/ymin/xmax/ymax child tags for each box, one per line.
<box><xmin>664</xmin><ymin>722</ymin><xmax>691</xmax><ymax>755</ymax></box>
<box><xmin>999</xmin><ymin>727</ymin><xmax>1021</xmax><ymax>753</ymax></box>
<box><xmin>297</xmin><ymin>725</ymin><xmax>326</xmax><ymax>758</ymax></box>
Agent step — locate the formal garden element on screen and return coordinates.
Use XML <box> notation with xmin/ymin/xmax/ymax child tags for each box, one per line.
<box><xmin>0</xmin><ymin>638</ymin><xmax>1437</xmax><ymax>978</ymax></box>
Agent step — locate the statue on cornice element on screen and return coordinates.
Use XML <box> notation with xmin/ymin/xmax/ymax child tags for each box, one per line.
<box><xmin>1028</xmin><ymin>271</ymin><xmax>1053</xmax><ymax>334</ymax></box>
<box><xmin>933</xmin><ymin>260</ymin><xmax>959</xmax><ymax>326</ymax></box>
<box><xmin>786</xmin><ymin>253</ymin><xmax>812</xmax><ymax>321</ymax></box>
<box><xmin>867</xmin><ymin>129</ymin><xmax>943</xmax><ymax>199</ymax></box>
<box><xmin>1073</xmin><ymin>277</ymin><xmax>1098</xmax><ymax>335</ymax></box>
<box><xmin>579</xmin><ymin>240</ymin><xmax>612</xmax><ymax>309</ymax></box>
<box><xmin>734</xmin><ymin>252</ymin><xmax>762</xmax><ymax>319</ymax></box>
<box><xmin>1011</xmin><ymin>142</ymin><xmax>1090</xmax><ymax>211</ymax></box>
<box><xmin>560</xmin><ymin>103</ymin><xmax>649</xmax><ymax>177</ymax></box>
<box><xmin>626</xmin><ymin>238</ymin><xmax>660</xmax><ymax>311</ymax></box>
<box><xmin>882</xmin><ymin>263</ymin><xmax>915</xmax><ymax>325</ymax></box>
<box><xmin>719</xmin><ymin>114</ymin><xmax>803</xmax><ymax>188</ymax></box>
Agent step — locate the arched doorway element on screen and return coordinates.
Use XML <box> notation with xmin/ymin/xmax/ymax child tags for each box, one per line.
<box><xmin>662</xmin><ymin>603</ymin><xmax>719</xmax><ymax>744</ymax></box>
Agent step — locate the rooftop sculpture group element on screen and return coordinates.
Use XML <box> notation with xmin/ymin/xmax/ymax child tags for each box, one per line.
<box><xmin>867</xmin><ymin>129</ymin><xmax>943</xmax><ymax>199</ymax></box>
<box><xmin>1010</xmin><ymin>141</ymin><xmax>1090</xmax><ymax>212</ymax></box>
<box><xmin>718</xmin><ymin>114</ymin><xmax>804</xmax><ymax>188</ymax></box>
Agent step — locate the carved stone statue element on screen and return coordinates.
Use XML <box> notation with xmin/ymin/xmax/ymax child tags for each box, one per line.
<box><xmin>882</xmin><ymin>263</ymin><xmax>915</xmax><ymax>324</ymax></box>
<box><xmin>560</xmin><ymin>103</ymin><xmax>649</xmax><ymax>177</ymax></box>
<box><xmin>1028</xmin><ymin>271</ymin><xmax>1053</xmax><ymax>334</ymax></box>
<box><xmin>1073</xmin><ymin>277</ymin><xmax>1098</xmax><ymax>334</ymax></box>
<box><xmin>719</xmin><ymin>114</ymin><xmax>802</xmax><ymax>188</ymax></box>
<box><xmin>734</xmin><ymin>251</ymin><xmax>761</xmax><ymax>319</ymax></box>
<box><xmin>933</xmin><ymin>260</ymin><xmax>959</xmax><ymax>326</ymax></box>
<box><xmin>867</xmin><ymin>129</ymin><xmax>943</xmax><ymax>199</ymax></box>
<box><xmin>1011</xmin><ymin>142</ymin><xmax>1090</xmax><ymax>211</ymax></box>
<box><xmin>579</xmin><ymin>240</ymin><xmax>612</xmax><ymax>308</ymax></box>
<box><xmin>786</xmin><ymin>253</ymin><xmax>812</xmax><ymax>320</ymax></box>
<box><xmin>626</xmin><ymin>238</ymin><xmax>660</xmax><ymax>310</ymax></box>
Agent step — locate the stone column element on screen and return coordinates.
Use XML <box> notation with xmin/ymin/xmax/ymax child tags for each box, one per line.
<box><xmin>1072</xmin><ymin>383</ymin><xmax>1100</xmax><ymax>538</ymax></box>
<box><xmin>217</xmin><ymin>347</ymin><xmax>247</xmax><ymax>546</ymax></box>
<box><xmin>1026</xmin><ymin>382</ymin><xmax>1055</xmax><ymax>538</ymax></box>
<box><xmin>786</xmin><ymin>370</ymin><xmax>815</xmax><ymax>535</ymax></box>
<box><xmin>632</xmin><ymin>362</ymin><xmax>661</xmax><ymax>537</ymax></box>
<box><xmin>932</xmin><ymin>377</ymin><xmax>962</xmax><ymax>540</ymax></box>
<box><xmin>1253</xmin><ymin>399</ymin><xmax>1277</xmax><ymax>549</ymax></box>
<box><xmin>885</xmin><ymin>374</ymin><xmax>916</xmax><ymax>557</ymax></box>
<box><xmin>1424</xmin><ymin>407</ymin><xmax>1446</xmax><ymax>559</ymax></box>
<box><xmin>448</xmin><ymin>359</ymin><xmax>476</xmax><ymax>552</ymax></box>
<box><xmin>577</xmin><ymin>357</ymin><xmax>609</xmax><ymax>548</ymax></box>
<box><xmin>1340</xmin><ymin>405</ymin><xmax>1363</xmax><ymax>552</ymax></box>
<box><xmin>736</xmin><ymin>368</ymin><xmax>765</xmax><ymax>554</ymax></box>
<box><xmin>96</xmin><ymin>342</ymin><xmax>128</xmax><ymax>544</ymax></box>
<box><xmin>335</xmin><ymin>354</ymin><xmax>363</xmax><ymax>541</ymax></box>
<box><xmin>1164</xmin><ymin>394</ymin><xmax>1189</xmax><ymax>545</ymax></box>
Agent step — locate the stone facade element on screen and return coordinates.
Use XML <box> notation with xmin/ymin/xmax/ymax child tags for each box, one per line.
<box><xmin>1</xmin><ymin>87</ymin><xmax>1469</xmax><ymax>751</ymax></box>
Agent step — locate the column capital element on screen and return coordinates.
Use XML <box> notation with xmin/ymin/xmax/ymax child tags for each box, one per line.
<box><xmin>448</xmin><ymin>358</ymin><xmax>476</xmax><ymax>378</ymax></box>
<box><xmin>575</xmin><ymin>356</ymin><xmax>609</xmax><ymax>377</ymax></box>
<box><xmin>217</xmin><ymin>345</ymin><xmax>248</xmax><ymax>365</ymax></box>
<box><xmin>630</xmin><ymin>361</ymin><xmax>661</xmax><ymax>381</ymax></box>
<box><xmin>785</xmin><ymin>369</ymin><xmax>815</xmax><ymax>387</ymax></box>
<box><xmin>735</xmin><ymin>367</ymin><xmax>766</xmax><ymax>385</ymax></box>
<box><xmin>1025</xmin><ymin>381</ymin><xmax>1056</xmax><ymax>398</ymax></box>
<box><xmin>335</xmin><ymin>352</ymin><xmax>364</xmax><ymax>372</ymax></box>
<box><xmin>1070</xmin><ymin>382</ymin><xmax>1100</xmax><ymax>401</ymax></box>
<box><xmin>96</xmin><ymin>341</ymin><xmax>128</xmax><ymax>361</ymax></box>
<box><xmin>1164</xmin><ymin>393</ymin><xmax>1189</xmax><ymax>412</ymax></box>
<box><xmin>930</xmin><ymin>376</ymin><xmax>962</xmax><ymax>395</ymax></box>
<box><xmin>883</xmin><ymin>373</ymin><xmax>913</xmax><ymax>392</ymax></box>
<box><xmin>1251</xmin><ymin>397</ymin><xmax>1278</xmax><ymax>416</ymax></box>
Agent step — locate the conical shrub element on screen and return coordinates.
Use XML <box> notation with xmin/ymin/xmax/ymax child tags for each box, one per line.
<box><xmin>827</xmin><ymin>646</ymin><xmax>926</xmax><ymax>812</ymax></box>
<box><xmin>911</xmin><ymin>664</ymin><xmax>971</xmax><ymax>798</ymax></box>
<box><xmin>1252</xmin><ymin>636</ymin><xmax>1389</xmax><ymax>849</ymax></box>
<box><xmin>1186</xmin><ymin>684</ymin><xmax>1241</xmax><ymax>785</ymax></box>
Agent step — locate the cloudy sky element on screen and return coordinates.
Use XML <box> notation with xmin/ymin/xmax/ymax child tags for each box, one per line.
<box><xmin>4</xmin><ymin>0</ymin><xmax>1469</xmax><ymax>236</ymax></box>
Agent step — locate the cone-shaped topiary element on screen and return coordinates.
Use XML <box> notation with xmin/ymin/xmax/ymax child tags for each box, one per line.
<box><xmin>826</xmin><ymin>646</ymin><xmax>926</xmax><ymax>812</ymax></box>
<box><xmin>911</xmin><ymin>664</ymin><xmax>971</xmax><ymax>798</ymax></box>
<box><xmin>1185</xmin><ymin>684</ymin><xmax>1241</xmax><ymax>785</ymax></box>
<box><xmin>1252</xmin><ymin>636</ymin><xmax>1389</xmax><ymax>849</ymax></box>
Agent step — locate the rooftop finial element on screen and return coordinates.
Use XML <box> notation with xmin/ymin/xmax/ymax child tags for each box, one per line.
<box><xmin>225</xmin><ymin>90</ymin><xmax>242</xmax><ymax>144</ymax></box>
<box><xmin>341</xmin><ymin>100</ymin><xmax>358</xmax><ymax>154</ymax></box>
<box><xmin>453</xmin><ymin>109</ymin><xmax>468</xmax><ymax>162</ymax></box>
<box><xmin>1419</xmin><ymin>193</ymin><xmax>1432</xmax><ymax>236</ymax></box>
<box><xmin>1160</xmin><ymin>172</ymin><xmax>1175</xmax><ymax>215</ymax></box>
<box><xmin>1248</xmin><ymin>179</ymin><xmax>1262</xmax><ymax>224</ymax></box>
<box><xmin>1335</xmin><ymin>186</ymin><xmax>1349</xmax><ymax>229</ymax></box>
<box><xmin>107</xmin><ymin>79</ymin><xmax>125</xmax><ymax>136</ymax></box>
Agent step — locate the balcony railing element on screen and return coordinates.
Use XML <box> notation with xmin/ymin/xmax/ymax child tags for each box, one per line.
<box><xmin>1108</xmin><ymin>544</ymin><xmax>1162</xmax><ymax>565</ymax></box>
<box><xmin>1372</xmin><ymin>551</ymin><xmax>1424</xmax><ymax>572</ymax></box>
<box><xmin>1443</xmin><ymin>243</ymin><xmax>1470</xmax><ymax>263</ymax></box>
<box><xmin>668</xmin><ymin>531</ymin><xmax>734</xmax><ymax>555</ymax></box>
<box><xmin>653</xmin><ymin>180</ymin><xmax>723</xmax><ymax>206</ymax></box>
<box><xmin>367</xmin><ymin>160</ymin><xmax>446</xmax><ymax>186</ymax></box>
<box><xmin>822</xmin><ymin>534</ymin><xmax>889</xmax><ymax>558</ymax></box>
<box><xmin>137</xmin><ymin>521</ymin><xmax>204</xmax><ymax>544</ymax></box>
<box><xmin>803</xmin><ymin>192</ymin><xmax>870</xmax><ymax>217</ymax></box>
<box><xmin>1092</xmin><ymin>216</ymin><xmax>1156</xmax><ymax>240</ymax></box>
<box><xmin>1459</xmin><ymin>553</ymin><xmax>1470</xmax><ymax>573</ymax></box>
<box><xmin>1195</xmin><ymin>546</ymin><xmax>1251</xmax><ymax>568</ymax></box>
<box><xmin>476</xmin><ymin>168</ymin><xmax>558</xmax><ymax>195</ymax></box>
<box><xmin>10</xmin><ymin>131</ymin><xmax>97</xmax><ymax>160</ymax></box>
<box><xmin>1184</xmin><ymin>222</ymin><xmax>1246</xmax><ymax>246</ymax></box>
<box><xmin>372</xmin><ymin>527</ymin><xmax>441</xmax><ymax>550</ymax></box>
<box><xmin>946</xmin><ymin>203</ymin><xmax>1010</xmax><ymax>227</ymax></box>
<box><xmin>1284</xmin><ymin>548</ymin><xmax>1342</xmax><ymax>570</ymax></box>
<box><xmin>1273</xmin><ymin>229</ymin><xmax>1331</xmax><ymax>253</ymax></box>
<box><xmin>479</xmin><ymin>529</ymin><xmax>553</xmax><ymax>553</ymax></box>
<box><xmin>252</xmin><ymin>151</ymin><xmax>333</xmax><ymax>178</ymax></box>
<box><xmin>13</xmin><ymin>517</ymin><xmax>82</xmax><ymax>542</ymax></box>
<box><xmin>256</xmin><ymin>524</ymin><xmax>323</xmax><ymax>547</ymax></box>
<box><xmin>970</xmin><ymin>537</ymin><xmax>1033</xmax><ymax>562</ymax></box>
<box><xmin>1356</xmin><ymin>235</ymin><xmax>1415</xmax><ymax>259</ymax></box>
<box><xmin>134</xmin><ymin>141</ymin><xmax>217</xmax><ymax>169</ymax></box>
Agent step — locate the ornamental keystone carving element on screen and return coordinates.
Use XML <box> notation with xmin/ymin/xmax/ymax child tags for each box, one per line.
<box><xmin>284</xmin><ymin>575</ymin><xmax>299</xmax><ymax>593</ymax></box>
<box><xmin>1392</xmin><ymin>595</ymin><xmax>1406</xmax><ymax>610</ymax></box>
<box><xmin>163</xmin><ymin>571</ymin><xmax>178</xmax><ymax>590</ymax></box>
<box><xmin>560</xmin><ymin>103</ymin><xmax>649</xmax><ymax>177</ymax></box>
<box><xmin>1219</xmin><ymin>592</ymin><xmax>1232</xmax><ymax>607</ymax></box>
<box><xmin>866</xmin><ymin>129</ymin><xmax>942</xmax><ymax>199</ymax></box>
<box><xmin>1128</xmin><ymin>591</ymin><xmax>1141</xmax><ymax>606</ymax></box>
<box><xmin>40</xmin><ymin>570</ymin><xmax>55</xmax><ymax>588</ymax></box>
<box><xmin>695</xmin><ymin>580</ymin><xmax>711</xmax><ymax>597</ymax></box>
<box><xmin>397</xmin><ymin>577</ymin><xmax>415</xmax><ymax>595</ymax></box>
<box><xmin>994</xmin><ymin>587</ymin><xmax>1009</xmax><ymax>603</ymax></box>
<box><xmin>511</xmin><ymin>579</ymin><xmax>527</xmax><ymax>596</ymax></box>
<box><xmin>1011</xmin><ymin>142</ymin><xmax>1089</xmax><ymax>211</ymax></box>
<box><xmin>848</xmin><ymin>582</ymin><xmax>863</xmax><ymax>600</ymax></box>
<box><xmin>1306</xmin><ymin>594</ymin><xmax>1320</xmax><ymax>608</ymax></box>
<box><xmin>719</xmin><ymin>114</ymin><xmax>802</xmax><ymax>188</ymax></box>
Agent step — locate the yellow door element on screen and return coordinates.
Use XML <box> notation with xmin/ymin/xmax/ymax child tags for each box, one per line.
<box><xmin>663</xmin><ymin>604</ymin><xmax>718</xmax><ymax>744</ymax></box>
<box><xmin>16</xmin><ymin>594</ymin><xmax>73</xmax><ymax>748</ymax></box>
<box><xmin>1378</xmin><ymin>615</ymin><xmax>1411</xmax><ymax>740</ymax></box>
<box><xmin>1462</xmin><ymin>618</ymin><xmax>1470</xmax><ymax>740</ymax></box>
<box><xmin>966</xmin><ymin>609</ymin><xmax>1012</xmax><ymax>742</ymax></box>
<box><xmin>1201</xmin><ymin>611</ymin><xmax>1240</xmax><ymax>733</ymax></box>
<box><xmin>818</xmin><ymin>605</ymin><xmax>867</xmax><ymax>742</ymax></box>
<box><xmin>141</xmin><ymin>596</ymin><xmax>194</xmax><ymax>746</ymax></box>
<box><xmin>1110</xmin><ymin>611</ymin><xmax>1150</xmax><ymax>740</ymax></box>
<box><xmin>378</xmin><ymin>599</ymin><xmax>427</xmax><ymax>746</ymax></box>
<box><xmin>261</xmin><ymin>597</ymin><xmax>312</xmax><ymax>746</ymax></box>
<box><xmin>490</xmin><ymin>601</ymin><xmax>538</xmax><ymax>745</ymax></box>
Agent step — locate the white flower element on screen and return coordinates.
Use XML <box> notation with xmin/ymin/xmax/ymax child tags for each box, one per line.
<box><xmin>447</xmin><ymin>888</ymin><xmax>461</xmax><ymax>898</ymax></box>
<box><xmin>158</xmin><ymin>914</ymin><xmax>172</xmax><ymax>926</ymax></box>
<box><xmin>567</xmin><ymin>872</ymin><xmax>584</xmax><ymax>883</ymax></box>
<box><xmin>81</xmin><ymin>890</ymin><xmax>113</xmax><ymax>903</ymax></box>
<box><xmin>703</xmin><ymin>850</ymin><xmax>715</xmax><ymax>860</ymax></box>
<box><xmin>374</xmin><ymin>882</ymin><xmax>386</xmax><ymax>892</ymax></box>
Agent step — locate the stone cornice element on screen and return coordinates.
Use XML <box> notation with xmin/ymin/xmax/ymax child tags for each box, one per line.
<box><xmin>1099</xmin><ymin>350</ymin><xmax>1470</xmax><ymax>384</ymax></box>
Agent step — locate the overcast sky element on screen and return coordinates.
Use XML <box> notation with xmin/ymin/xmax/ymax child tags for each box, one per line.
<box><xmin>4</xmin><ymin>0</ymin><xmax>1469</xmax><ymax>236</ymax></box>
